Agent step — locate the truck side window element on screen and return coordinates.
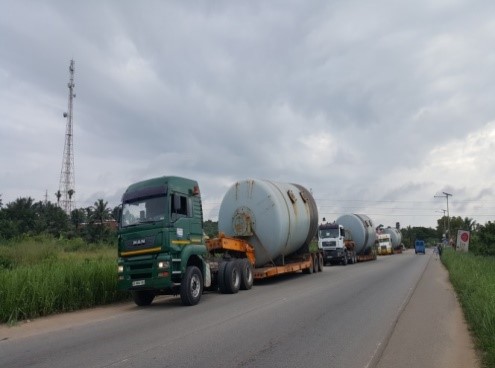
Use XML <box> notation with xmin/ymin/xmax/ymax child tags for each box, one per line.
<box><xmin>172</xmin><ymin>194</ymin><xmax>188</xmax><ymax>216</ymax></box>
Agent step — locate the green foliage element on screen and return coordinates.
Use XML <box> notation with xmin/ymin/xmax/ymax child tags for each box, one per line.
<box><xmin>70</xmin><ymin>208</ymin><xmax>87</xmax><ymax>229</ymax></box>
<box><xmin>0</xmin><ymin>196</ymin><xmax>116</xmax><ymax>244</ymax></box>
<box><xmin>0</xmin><ymin>198</ymin><xmax>68</xmax><ymax>239</ymax></box>
<box><xmin>203</xmin><ymin>220</ymin><xmax>218</xmax><ymax>238</ymax></box>
<box><xmin>0</xmin><ymin>236</ymin><xmax>128</xmax><ymax>323</ymax></box>
<box><xmin>470</xmin><ymin>221</ymin><xmax>495</xmax><ymax>256</ymax></box>
<box><xmin>0</xmin><ymin>260</ymin><xmax>129</xmax><ymax>323</ymax></box>
<box><xmin>442</xmin><ymin>249</ymin><xmax>495</xmax><ymax>367</ymax></box>
<box><xmin>401</xmin><ymin>226</ymin><xmax>438</xmax><ymax>248</ymax></box>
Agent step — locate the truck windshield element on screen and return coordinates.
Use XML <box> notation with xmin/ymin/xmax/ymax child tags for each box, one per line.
<box><xmin>121</xmin><ymin>196</ymin><xmax>167</xmax><ymax>227</ymax></box>
<box><xmin>319</xmin><ymin>229</ymin><xmax>339</xmax><ymax>238</ymax></box>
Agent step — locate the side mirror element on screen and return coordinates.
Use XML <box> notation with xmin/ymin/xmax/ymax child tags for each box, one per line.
<box><xmin>116</xmin><ymin>205</ymin><xmax>122</xmax><ymax>225</ymax></box>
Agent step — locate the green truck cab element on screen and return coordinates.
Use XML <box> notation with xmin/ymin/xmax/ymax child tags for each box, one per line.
<box><xmin>117</xmin><ymin>176</ymin><xmax>210</xmax><ymax>306</ymax></box>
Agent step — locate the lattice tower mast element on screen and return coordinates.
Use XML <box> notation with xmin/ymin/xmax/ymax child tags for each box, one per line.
<box><xmin>58</xmin><ymin>59</ymin><xmax>76</xmax><ymax>215</ymax></box>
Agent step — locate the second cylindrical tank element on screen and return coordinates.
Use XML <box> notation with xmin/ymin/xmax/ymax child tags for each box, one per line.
<box><xmin>218</xmin><ymin>179</ymin><xmax>318</xmax><ymax>267</ymax></box>
<box><xmin>382</xmin><ymin>227</ymin><xmax>402</xmax><ymax>248</ymax></box>
<box><xmin>335</xmin><ymin>214</ymin><xmax>377</xmax><ymax>254</ymax></box>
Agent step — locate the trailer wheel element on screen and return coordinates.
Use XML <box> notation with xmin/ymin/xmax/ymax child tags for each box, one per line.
<box><xmin>180</xmin><ymin>266</ymin><xmax>203</xmax><ymax>306</ymax></box>
<box><xmin>317</xmin><ymin>253</ymin><xmax>324</xmax><ymax>272</ymax></box>
<box><xmin>238</xmin><ymin>259</ymin><xmax>253</xmax><ymax>290</ymax></box>
<box><xmin>224</xmin><ymin>261</ymin><xmax>241</xmax><ymax>294</ymax></box>
<box><xmin>132</xmin><ymin>290</ymin><xmax>155</xmax><ymax>306</ymax></box>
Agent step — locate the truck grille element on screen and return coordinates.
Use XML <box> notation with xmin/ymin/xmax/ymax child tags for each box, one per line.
<box><xmin>128</xmin><ymin>262</ymin><xmax>153</xmax><ymax>280</ymax></box>
<box><xmin>322</xmin><ymin>241</ymin><xmax>337</xmax><ymax>247</ymax></box>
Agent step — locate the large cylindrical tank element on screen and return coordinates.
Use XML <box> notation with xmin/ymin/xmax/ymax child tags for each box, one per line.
<box><xmin>218</xmin><ymin>179</ymin><xmax>318</xmax><ymax>267</ymax></box>
<box><xmin>382</xmin><ymin>227</ymin><xmax>402</xmax><ymax>248</ymax></box>
<box><xmin>335</xmin><ymin>214</ymin><xmax>377</xmax><ymax>254</ymax></box>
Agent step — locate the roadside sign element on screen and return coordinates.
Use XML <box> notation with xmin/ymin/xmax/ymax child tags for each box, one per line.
<box><xmin>456</xmin><ymin>230</ymin><xmax>470</xmax><ymax>252</ymax></box>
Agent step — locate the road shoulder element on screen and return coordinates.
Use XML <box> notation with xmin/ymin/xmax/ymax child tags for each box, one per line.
<box><xmin>376</xmin><ymin>252</ymin><xmax>481</xmax><ymax>368</ymax></box>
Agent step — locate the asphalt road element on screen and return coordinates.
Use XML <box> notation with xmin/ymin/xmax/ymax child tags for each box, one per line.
<box><xmin>1</xmin><ymin>251</ymin><xmax>432</xmax><ymax>368</ymax></box>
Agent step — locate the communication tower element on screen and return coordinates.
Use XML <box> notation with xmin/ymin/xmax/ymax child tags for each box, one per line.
<box><xmin>58</xmin><ymin>59</ymin><xmax>76</xmax><ymax>215</ymax></box>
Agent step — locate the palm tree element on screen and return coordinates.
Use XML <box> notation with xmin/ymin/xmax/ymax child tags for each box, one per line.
<box><xmin>92</xmin><ymin>199</ymin><xmax>111</xmax><ymax>224</ymax></box>
<box><xmin>462</xmin><ymin>217</ymin><xmax>476</xmax><ymax>232</ymax></box>
<box><xmin>55</xmin><ymin>190</ymin><xmax>62</xmax><ymax>206</ymax></box>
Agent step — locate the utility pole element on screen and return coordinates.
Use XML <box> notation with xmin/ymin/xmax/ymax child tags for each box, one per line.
<box><xmin>58</xmin><ymin>59</ymin><xmax>76</xmax><ymax>215</ymax></box>
<box><xmin>436</xmin><ymin>209</ymin><xmax>447</xmax><ymax>238</ymax></box>
<box><xmin>434</xmin><ymin>192</ymin><xmax>452</xmax><ymax>244</ymax></box>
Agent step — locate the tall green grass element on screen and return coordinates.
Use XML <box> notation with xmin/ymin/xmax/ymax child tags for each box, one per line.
<box><xmin>442</xmin><ymin>249</ymin><xmax>495</xmax><ymax>367</ymax></box>
<box><xmin>0</xmin><ymin>236</ymin><xmax>129</xmax><ymax>324</ymax></box>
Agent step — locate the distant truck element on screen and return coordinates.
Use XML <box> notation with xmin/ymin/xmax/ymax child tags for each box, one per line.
<box><xmin>318</xmin><ymin>214</ymin><xmax>377</xmax><ymax>265</ymax></box>
<box><xmin>377</xmin><ymin>233</ymin><xmax>393</xmax><ymax>255</ymax></box>
<box><xmin>382</xmin><ymin>227</ymin><xmax>403</xmax><ymax>254</ymax></box>
<box><xmin>415</xmin><ymin>240</ymin><xmax>426</xmax><ymax>254</ymax></box>
<box><xmin>117</xmin><ymin>176</ymin><xmax>323</xmax><ymax>307</ymax></box>
<box><xmin>318</xmin><ymin>223</ymin><xmax>356</xmax><ymax>265</ymax></box>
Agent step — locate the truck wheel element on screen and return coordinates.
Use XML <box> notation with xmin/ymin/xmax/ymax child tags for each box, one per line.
<box><xmin>342</xmin><ymin>254</ymin><xmax>348</xmax><ymax>266</ymax></box>
<box><xmin>317</xmin><ymin>254</ymin><xmax>324</xmax><ymax>272</ymax></box>
<box><xmin>313</xmin><ymin>255</ymin><xmax>318</xmax><ymax>273</ymax></box>
<box><xmin>238</xmin><ymin>259</ymin><xmax>253</xmax><ymax>290</ymax></box>
<box><xmin>218</xmin><ymin>261</ymin><xmax>228</xmax><ymax>294</ymax></box>
<box><xmin>132</xmin><ymin>290</ymin><xmax>155</xmax><ymax>306</ymax></box>
<box><xmin>180</xmin><ymin>266</ymin><xmax>203</xmax><ymax>306</ymax></box>
<box><xmin>224</xmin><ymin>261</ymin><xmax>241</xmax><ymax>294</ymax></box>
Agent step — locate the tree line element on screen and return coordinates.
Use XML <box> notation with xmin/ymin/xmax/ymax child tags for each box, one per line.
<box><xmin>0</xmin><ymin>195</ymin><xmax>117</xmax><ymax>243</ymax></box>
<box><xmin>401</xmin><ymin>215</ymin><xmax>495</xmax><ymax>256</ymax></box>
<box><xmin>0</xmin><ymin>194</ymin><xmax>493</xmax><ymax>255</ymax></box>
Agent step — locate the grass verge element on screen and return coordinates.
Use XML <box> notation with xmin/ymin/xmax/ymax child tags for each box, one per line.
<box><xmin>0</xmin><ymin>237</ymin><xmax>130</xmax><ymax>324</ymax></box>
<box><xmin>442</xmin><ymin>248</ymin><xmax>495</xmax><ymax>367</ymax></box>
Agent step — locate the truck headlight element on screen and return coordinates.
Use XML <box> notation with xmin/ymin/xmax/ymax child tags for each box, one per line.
<box><xmin>118</xmin><ymin>265</ymin><xmax>124</xmax><ymax>273</ymax></box>
<box><xmin>158</xmin><ymin>261</ymin><xmax>169</xmax><ymax>270</ymax></box>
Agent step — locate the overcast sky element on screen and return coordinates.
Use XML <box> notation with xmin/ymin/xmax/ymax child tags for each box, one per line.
<box><xmin>1</xmin><ymin>0</ymin><xmax>495</xmax><ymax>230</ymax></box>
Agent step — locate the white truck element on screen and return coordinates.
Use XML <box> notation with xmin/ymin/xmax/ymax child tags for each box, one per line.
<box><xmin>318</xmin><ymin>222</ymin><xmax>357</xmax><ymax>265</ymax></box>
<box><xmin>377</xmin><ymin>233</ymin><xmax>393</xmax><ymax>255</ymax></box>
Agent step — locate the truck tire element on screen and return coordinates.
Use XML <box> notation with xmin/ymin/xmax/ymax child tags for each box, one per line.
<box><xmin>342</xmin><ymin>254</ymin><xmax>348</xmax><ymax>266</ymax></box>
<box><xmin>218</xmin><ymin>261</ymin><xmax>228</xmax><ymax>294</ymax></box>
<box><xmin>238</xmin><ymin>259</ymin><xmax>253</xmax><ymax>290</ymax></box>
<box><xmin>132</xmin><ymin>290</ymin><xmax>155</xmax><ymax>306</ymax></box>
<box><xmin>312</xmin><ymin>255</ymin><xmax>318</xmax><ymax>273</ymax></box>
<box><xmin>317</xmin><ymin>253</ymin><xmax>324</xmax><ymax>272</ymax></box>
<box><xmin>180</xmin><ymin>266</ymin><xmax>203</xmax><ymax>306</ymax></box>
<box><xmin>224</xmin><ymin>261</ymin><xmax>241</xmax><ymax>294</ymax></box>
